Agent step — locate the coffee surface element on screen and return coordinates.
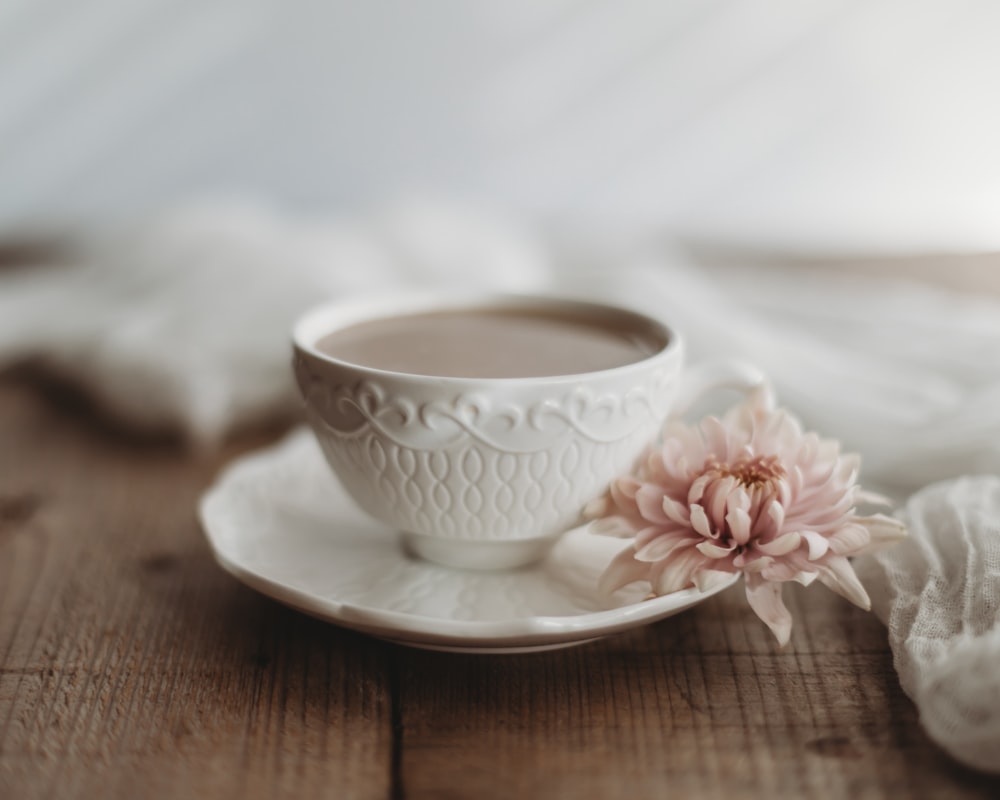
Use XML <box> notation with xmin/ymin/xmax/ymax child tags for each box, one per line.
<box><xmin>316</xmin><ymin>307</ymin><xmax>663</xmax><ymax>378</ymax></box>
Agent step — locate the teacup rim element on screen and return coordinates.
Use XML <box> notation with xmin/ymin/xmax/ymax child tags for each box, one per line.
<box><xmin>292</xmin><ymin>290</ymin><xmax>682</xmax><ymax>385</ymax></box>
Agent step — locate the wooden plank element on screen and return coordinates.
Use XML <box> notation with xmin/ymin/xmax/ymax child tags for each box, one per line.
<box><xmin>0</xmin><ymin>380</ymin><xmax>393</xmax><ymax>799</ymax></box>
<box><xmin>393</xmin><ymin>581</ymin><xmax>1000</xmax><ymax>800</ymax></box>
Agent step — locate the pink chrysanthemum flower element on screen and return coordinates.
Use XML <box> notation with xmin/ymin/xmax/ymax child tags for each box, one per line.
<box><xmin>586</xmin><ymin>386</ymin><xmax>906</xmax><ymax>645</ymax></box>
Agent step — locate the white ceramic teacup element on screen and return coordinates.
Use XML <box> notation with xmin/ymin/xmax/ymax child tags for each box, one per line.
<box><xmin>293</xmin><ymin>293</ymin><xmax>764</xmax><ymax>570</ymax></box>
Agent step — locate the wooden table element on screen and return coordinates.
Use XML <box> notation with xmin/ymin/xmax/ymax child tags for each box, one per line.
<box><xmin>2</xmin><ymin>374</ymin><xmax>999</xmax><ymax>800</ymax></box>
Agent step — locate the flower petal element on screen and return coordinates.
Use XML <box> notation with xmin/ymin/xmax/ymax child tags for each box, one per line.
<box><xmin>597</xmin><ymin>546</ymin><xmax>651</xmax><ymax>595</ymax></box>
<box><xmin>696</xmin><ymin>541</ymin><xmax>735</xmax><ymax>559</ymax></box>
<box><xmin>729</xmin><ymin>485</ymin><xmax>752</xmax><ymax>513</ymax></box>
<box><xmin>816</xmin><ymin>555</ymin><xmax>871</xmax><ymax>611</ymax></box>
<box><xmin>791</xmin><ymin>570</ymin><xmax>819</xmax><ymax>587</ymax></box>
<box><xmin>745</xmin><ymin>573</ymin><xmax>792</xmax><ymax>646</ymax></box>
<box><xmin>610</xmin><ymin>476</ymin><xmax>641</xmax><ymax>510</ymax></box>
<box><xmin>662</xmin><ymin>495</ymin><xmax>690</xmax><ymax>525</ymax></box>
<box><xmin>804</xmin><ymin>457</ymin><xmax>838</xmax><ymax>492</ymax></box>
<box><xmin>836</xmin><ymin>452</ymin><xmax>861</xmax><ymax>486</ymax></box>
<box><xmin>853</xmin><ymin>513</ymin><xmax>907</xmax><ymax>554</ymax></box>
<box><xmin>826</xmin><ymin>523</ymin><xmax>871</xmax><ymax>556</ymax></box>
<box><xmin>856</xmin><ymin>489</ymin><xmax>891</xmax><ymax>506</ymax></box>
<box><xmin>635</xmin><ymin>484</ymin><xmax>670</xmax><ymax>524</ymax></box>
<box><xmin>788</xmin><ymin>465</ymin><xmax>804</xmax><ymax>499</ymax></box>
<box><xmin>735</xmin><ymin>554</ymin><xmax>773</xmax><ymax>573</ymax></box>
<box><xmin>756</xmin><ymin>531</ymin><xmax>802</xmax><ymax>556</ymax></box>
<box><xmin>801</xmin><ymin>530</ymin><xmax>830</xmax><ymax>560</ymax></box>
<box><xmin>727</xmin><ymin>507</ymin><xmax>752</xmax><ymax>545</ymax></box>
<box><xmin>645</xmin><ymin>450</ymin><xmax>672</xmax><ymax>486</ymax></box>
<box><xmin>776</xmin><ymin>477</ymin><xmax>792</xmax><ymax>509</ymax></box>
<box><xmin>689</xmin><ymin>503</ymin><xmax>714</xmax><ymax>538</ymax></box>
<box><xmin>584</xmin><ymin>493</ymin><xmax>612</xmax><ymax>518</ymax></box>
<box><xmin>693</xmin><ymin>569</ymin><xmax>736</xmax><ymax>592</ymax></box>
<box><xmin>635</xmin><ymin>524</ymin><xmax>690</xmax><ymax>548</ymax></box>
<box><xmin>760</xmin><ymin>559</ymin><xmax>800</xmax><ymax>581</ymax></box>
<box><xmin>589</xmin><ymin>516</ymin><xmax>638</xmax><ymax>538</ymax></box>
<box><xmin>650</xmin><ymin>547</ymin><xmax>707</xmax><ymax>595</ymax></box>
<box><xmin>700</xmin><ymin>415</ymin><xmax>732</xmax><ymax>461</ymax></box>
<box><xmin>688</xmin><ymin>473</ymin><xmax>711</xmax><ymax>504</ymax></box>
<box><xmin>635</xmin><ymin>532</ymin><xmax>694</xmax><ymax>563</ymax></box>
<box><xmin>767</xmin><ymin>500</ymin><xmax>786</xmax><ymax>533</ymax></box>
<box><xmin>709</xmin><ymin>476</ymin><xmax>735</xmax><ymax>524</ymax></box>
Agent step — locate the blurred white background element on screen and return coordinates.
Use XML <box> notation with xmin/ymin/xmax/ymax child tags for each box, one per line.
<box><xmin>2</xmin><ymin>0</ymin><xmax>1000</xmax><ymax>250</ymax></box>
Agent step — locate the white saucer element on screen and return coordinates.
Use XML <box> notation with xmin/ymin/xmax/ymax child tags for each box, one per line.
<box><xmin>198</xmin><ymin>430</ymin><xmax>738</xmax><ymax>653</ymax></box>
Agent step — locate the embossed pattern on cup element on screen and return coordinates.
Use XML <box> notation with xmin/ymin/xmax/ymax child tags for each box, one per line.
<box><xmin>298</xmin><ymin>374</ymin><xmax>677</xmax><ymax>536</ymax></box>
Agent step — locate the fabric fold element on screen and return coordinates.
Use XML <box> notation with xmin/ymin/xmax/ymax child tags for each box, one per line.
<box><xmin>855</xmin><ymin>476</ymin><xmax>1000</xmax><ymax>773</ymax></box>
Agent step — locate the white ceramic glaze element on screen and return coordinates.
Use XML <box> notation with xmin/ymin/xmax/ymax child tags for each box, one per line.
<box><xmin>198</xmin><ymin>430</ymin><xmax>740</xmax><ymax>653</ymax></box>
<box><xmin>293</xmin><ymin>292</ymin><xmax>764</xmax><ymax>570</ymax></box>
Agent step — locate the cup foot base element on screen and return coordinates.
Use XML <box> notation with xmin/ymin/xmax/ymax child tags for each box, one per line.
<box><xmin>400</xmin><ymin>532</ymin><xmax>556</xmax><ymax>571</ymax></box>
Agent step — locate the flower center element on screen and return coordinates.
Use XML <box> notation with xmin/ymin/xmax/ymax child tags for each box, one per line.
<box><xmin>696</xmin><ymin>455</ymin><xmax>787</xmax><ymax>548</ymax></box>
<box><xmin>714</xmin><ymin>454</ymin><xmax>785</xmax><ymax>489</ymax></box>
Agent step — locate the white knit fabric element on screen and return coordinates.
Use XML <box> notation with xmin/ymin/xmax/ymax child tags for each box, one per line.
<box><xmin>0</xmin><ymin>199</ymin><xmax>548</xmax><ymax>443</ymax></box>
<box><xmin>1</xmin><ymin>202</ymin><xmax>999</xmax><ymax>771</ymax></box>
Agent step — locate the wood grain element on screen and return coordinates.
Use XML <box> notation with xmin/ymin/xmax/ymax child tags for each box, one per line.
<box><xmin>393</xmin><ymin>587</ymin><xmax>998</xmax><ymax>799</ymax></box>
<box><xmin>0</xmin><ymin>380</ymin><xmax>392</xmax><ymax>799</ymax></box>
<box><xmin>1</xmin><ymin>375</ymin><xmax>999</xmax><ymax>800</ymax></box>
